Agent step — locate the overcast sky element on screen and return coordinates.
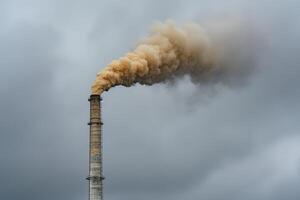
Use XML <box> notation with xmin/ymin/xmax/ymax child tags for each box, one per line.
<box><xmin>0</xmin><ymin>0</ymin><xmax>300</xmax><ymax>200</ymax></box>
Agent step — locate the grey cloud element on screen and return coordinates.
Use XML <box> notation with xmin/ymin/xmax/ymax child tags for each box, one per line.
<box><xmin>0</xmin><ymin>0</ymin><xmax>300</xmax><ymax>200</ymax></box>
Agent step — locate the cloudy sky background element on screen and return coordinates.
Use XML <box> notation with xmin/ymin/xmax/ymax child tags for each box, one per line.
<box><xmin>0</xmin><ymin>0</ymin><xmax>300</xmax><ymax>200</ymax></box>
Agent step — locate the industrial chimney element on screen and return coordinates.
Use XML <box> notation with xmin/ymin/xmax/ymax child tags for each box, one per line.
<box><xmin>87</xmin><ymin>95</ymin><xmax>104</xmax><ymax>200</ymax></box>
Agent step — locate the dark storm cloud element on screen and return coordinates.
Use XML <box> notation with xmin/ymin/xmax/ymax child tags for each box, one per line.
<box><xmin>0</xmin><ymin>5</ymin><xmax>87</xmax><ymax>199</ymax></box>
<box><xmin>0</xmin><ymin>21</ymin><xmax>78</xmax><ymax>200</ymax></box>
<box><xmin>0</xmin><ymin>0</ymin><xmax>299</xmax><ymax>200</ymax></box>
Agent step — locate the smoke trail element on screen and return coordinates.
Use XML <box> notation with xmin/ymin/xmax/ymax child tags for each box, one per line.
<box><xmin>92</xmin><ymin>20</ymin><xmax>256</xmax><ymax>94</ymax></box>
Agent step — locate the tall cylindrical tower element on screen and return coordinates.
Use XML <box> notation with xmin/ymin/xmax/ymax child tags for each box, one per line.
<box><xmin>87</xmin><ymin>94</ymin><xmax>104</xmax><ymax>200</ymax></box>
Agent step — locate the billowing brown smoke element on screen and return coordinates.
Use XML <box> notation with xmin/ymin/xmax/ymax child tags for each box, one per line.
<box><xmin>92</xmin><ymin>20</ymin><xmax>256</xmax><ymax>94</ymax></box>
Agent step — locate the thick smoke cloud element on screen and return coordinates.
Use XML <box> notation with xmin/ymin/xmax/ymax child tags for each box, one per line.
<box><xmin>92</xmin><ymin>19</ymin><xmax>257</xmax><ymax>94</ymax></box>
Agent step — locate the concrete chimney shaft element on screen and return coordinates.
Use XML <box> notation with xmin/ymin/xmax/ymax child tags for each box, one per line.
<box><xmin>88</xmin><ymin>95</ymin><xmax>104</xmax><ymax>200</ymax></box>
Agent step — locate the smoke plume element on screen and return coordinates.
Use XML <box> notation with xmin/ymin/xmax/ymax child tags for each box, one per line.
<box><xmin>92</xmin><ymin>20</ymin><xmax>257</xmax><ymax>94</ymax></box>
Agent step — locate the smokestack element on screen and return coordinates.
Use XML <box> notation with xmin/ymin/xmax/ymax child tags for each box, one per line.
<box><xmin>87</xmin><ymin>94</ymin><xmax>104</xmax><ymax>200</ymax></box>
